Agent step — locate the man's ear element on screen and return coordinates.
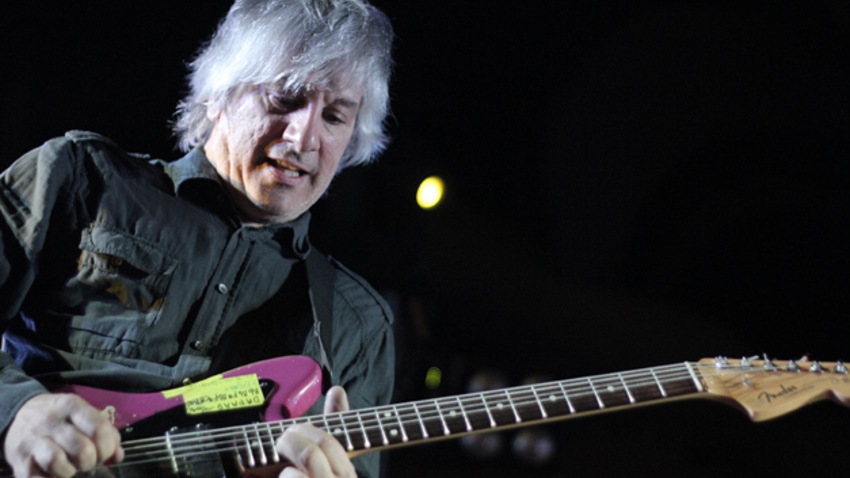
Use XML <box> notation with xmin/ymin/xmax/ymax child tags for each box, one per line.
<box><xmin>206</xmin><ymin>101</ymin><xmax>223</xmax><ymax>122</ymax></box>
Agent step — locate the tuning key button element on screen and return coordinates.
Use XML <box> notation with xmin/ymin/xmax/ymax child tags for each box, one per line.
<box><xmin>809</xmin><ymin>361</ymin><xmax>824</xmax><ymax>373</ymax></box>
<box><xmin>762</xmin><ymin>354</ymin><xmax>777</xmax><ymax>371</ymax></box>
<box><xmin>834</xmin><ymin>361</ymin><xmax>848</xmax><ymax>374</ymax></box>
<box><xmin>787</xmin><ymin>360</ymin><xmax>800</xmax><ymax>372</ymax></box>
<box><xmin>715</xmin><ymin>357</ymin><xmax>729</xmax><ymax>369</ymax></box>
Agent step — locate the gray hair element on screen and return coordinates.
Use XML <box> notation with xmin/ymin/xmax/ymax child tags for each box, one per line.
<box><xmin>174</xmin><ymin>0</ymin><xmax>394</xmax><ymax>169</ymax></box>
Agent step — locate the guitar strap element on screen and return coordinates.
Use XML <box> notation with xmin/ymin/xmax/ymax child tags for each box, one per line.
<box><xmin>305</xmin><ymin>248</ymin><xmax>335</xmax><ymax>390</ymax></box>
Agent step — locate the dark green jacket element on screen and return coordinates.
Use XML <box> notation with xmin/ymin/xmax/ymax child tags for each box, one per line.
<box><xmin>0</xmin><ymin>131</ymin><xmax>394</xmax><ymax>477</ymax></box>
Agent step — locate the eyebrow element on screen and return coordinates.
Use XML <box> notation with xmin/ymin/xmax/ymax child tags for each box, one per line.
<box><xmin>329</xmin><ymin>97</ymin><xmax>360</xmax><ymax>110</ymax></box>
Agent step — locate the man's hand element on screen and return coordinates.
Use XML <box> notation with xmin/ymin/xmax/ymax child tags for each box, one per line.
<box><xmin>3</xmin><ymin>393</ymin><xmax>124</xmax><ymax>478</ymax></box>
<box><xmin>276</xmin><ymin>386</ymin><xmax>356</xmax><ymax>478</ymax></box>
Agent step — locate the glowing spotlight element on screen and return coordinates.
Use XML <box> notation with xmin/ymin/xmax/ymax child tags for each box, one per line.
<box><xmin>425</xmin><ymin>367</ymin><xmax>442</xmax><ymax>390</ymax></box>
<box><xmin>417</xmin><ymin>176</ymin><xmax>444</xmax><ymax>209</ymax></box>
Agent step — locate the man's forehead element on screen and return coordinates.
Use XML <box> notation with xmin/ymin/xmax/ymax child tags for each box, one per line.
<box><xmin>272</xmin><ymin>77</ymin><xmax>363</xmax><ymax>108</ymax></box>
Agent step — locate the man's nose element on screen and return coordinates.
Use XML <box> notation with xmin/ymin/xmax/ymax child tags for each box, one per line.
<box><xmin>283</xmin><ymin>100</ymin><xmax>320</xmax><ymax>153</ymax></box>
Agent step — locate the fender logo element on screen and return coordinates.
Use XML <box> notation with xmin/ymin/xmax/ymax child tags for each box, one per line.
<box><xmin>757</xmin><ymin>384</ymin><xmax>798</xmax><ymax>403</ymax></box>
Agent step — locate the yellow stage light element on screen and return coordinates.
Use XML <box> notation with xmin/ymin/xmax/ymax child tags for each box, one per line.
<box><xmin>417</xmin><ymin>176</ymin><xmax>444</xmax><ymax>209</ymax></box>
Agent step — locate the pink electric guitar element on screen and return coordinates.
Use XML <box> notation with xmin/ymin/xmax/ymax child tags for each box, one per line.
<box><xmin>2</xmin><ymin>355</ymin><xmax>849</xmax><ymax>478</ymax></box>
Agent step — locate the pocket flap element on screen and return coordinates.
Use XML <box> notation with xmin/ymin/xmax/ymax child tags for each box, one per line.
<box><xmin>80</xmin><ymin>226</ymin><xmax>176</xmax><ymax>275</ymax></box>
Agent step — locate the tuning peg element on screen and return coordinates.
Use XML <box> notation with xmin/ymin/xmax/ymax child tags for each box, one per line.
<box><xmin>762</xmin><ymin>354</ymin><xmax>777</xmax><ymax>371</ymax></box>
<box><xmin>834</xmin><ymin>361</ymin><xmax>848</xmax><ymax>374</ymax></box>
<box><xmin>787</xmin><ymin>360</ymin><xmax>800</xmax><ymax>372</ymax></box>
<box><xmin>715</xmin><ymin>357</ymin><xmax>729</xmax><ymax>369</ymax></box>
<box><xmin>809</xmin><ymin>361</ymin><xmax>824</xmax><ymax>373</ymax></box>
<box><xmin>741</xmin><ymin>356</ymin><xmax>758</xmax><ymax>367</ymax></box>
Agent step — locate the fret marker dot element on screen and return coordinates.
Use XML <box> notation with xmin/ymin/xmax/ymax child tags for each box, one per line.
<box><xmin>384</xmin><ymin>412</ymin><xmax>393</xmax><ymax>418</ymax></box>
<box><xmin>450</xmin><ymin>411</ymin><xmax>457</xmax><ymax>417</ymax></box>
<box><xmin>390</xmin><ymin>429</ymin><xmax>399</xmax><ymax>437</ymax></box>
<box><xmin>497</xmin><ymin>404</ymin><xmax>504</xmax><ymax>410</ymax></box>
<box><xmin>333</xmin><ymin>428</ymin><xmax>342</xmax><ymax>435</ymax></box>
<box><xmin>607</xmin><ymin>385</ymin><xmax>615</xmax><ymax>392</ymax></box>
<box><xmin>549</xmin><ymin>395</ymin><xmax>556</xmax><ymax>401</ymax></box>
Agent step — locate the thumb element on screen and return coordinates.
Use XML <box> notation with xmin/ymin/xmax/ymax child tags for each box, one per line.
<box><xmin>323</xmin><ymin>386</ymin><xmax>350</xmax><ymax>414</ymax></box>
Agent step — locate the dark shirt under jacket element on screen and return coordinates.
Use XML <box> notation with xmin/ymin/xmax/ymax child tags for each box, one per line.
<box><xmin>0</xmin><ymin>131</ymin><xmax>394</xmax><ymax>478</ymax></box>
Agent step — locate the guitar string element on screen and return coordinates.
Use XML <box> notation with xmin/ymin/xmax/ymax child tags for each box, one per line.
<box><xmin>114</xmin><ymin>364</ymin><xmax>710</xmax><ymax>465</ymax></box>
<box><xmin>111</xmin><ymin>363</ymin><xmax>800</xmax><ymax>466</ymax></box>
<box><xmin>117</xmin><ymin>360</ymin><xmax>787</xmax><ymax>463</ymax></box>
<box><xmin>115</xmin><ymin>362</ymin><xmax>777</xmax><ymax>463</ymax></box>
<box><xmin>113</xmin><ymin>362</ymin><xmax>811</xmax><ymax>467</ymax></box>
<box><xmin>117</xmin><ymin>363</ymin><xmax>697</xmax><ymax>451</ymax></box>
<box><xmin>0</xmin><ymin>361</ymin><xmax>819</xmax><ymax>475</ymax></box>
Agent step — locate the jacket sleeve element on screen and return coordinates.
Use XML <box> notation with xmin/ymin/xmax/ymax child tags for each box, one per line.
<box><xmin>302</xmin><ymin>257</ymin><xmax>395</xmax><ymax>478</ymax></box>
<box><xmin>0</xmin><ymin>135</ymin><xmax>90</xmax><ymax>446</ymax></box>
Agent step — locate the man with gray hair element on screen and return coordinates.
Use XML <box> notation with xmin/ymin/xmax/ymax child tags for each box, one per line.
<box><xmin>0</xmin><ymin>1</ymin><xmax>394</xmax><ymax>477</ymax></box>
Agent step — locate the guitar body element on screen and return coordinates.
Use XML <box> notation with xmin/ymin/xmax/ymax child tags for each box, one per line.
<box><xmin>57</xmin><ymin>356</ymin><xmax>323</xmax><ymax>432</ymax></box>
<box><xmin>0</xmin><ymin>357</ymin><xmax>323</xmax><ymax>478</ymax></box>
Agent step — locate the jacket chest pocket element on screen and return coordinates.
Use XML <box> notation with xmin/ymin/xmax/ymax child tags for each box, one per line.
<box><xmin>64</xmin><ymin>225</ymin><xmax>178</xmax><ymax>358</ymax></box>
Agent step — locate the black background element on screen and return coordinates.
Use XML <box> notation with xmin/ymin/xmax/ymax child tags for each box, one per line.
<box><xmin>3</xmin><ymin>2</ymin><xmax>850</xmax><ymax>477</ymax></box>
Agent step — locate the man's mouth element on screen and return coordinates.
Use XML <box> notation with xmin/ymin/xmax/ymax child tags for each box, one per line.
<box><xmin>270</xmin><ymin>158</ymin><xmax>306</xmax><ymax>177</ymax></box>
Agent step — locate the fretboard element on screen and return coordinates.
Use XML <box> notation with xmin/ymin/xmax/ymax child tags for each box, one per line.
<box><xmin>114</xmin><ymin>362</ymin><xmax>705</xmax><ymax>473</ymax></box>
<box><xmin>312</xmin><ymin>362</ymin><xmax>704</xmax><ymax>453</ymax></box>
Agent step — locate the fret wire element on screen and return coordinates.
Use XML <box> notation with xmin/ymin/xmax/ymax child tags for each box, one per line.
<box><xmin>242</xmin><ymin>428</ymin><xmax>256</xmax><ymax>468</ymax></box>
<box><xmin>650</xmin><ymin>368</ymin><xmax>668</xmax><ymax>397</ymax></box>
<box><xmin>588</xmin><ymin>378</ymin><xmax>605</xmax><ymax>409</ymax></box>
<box><xmin>316</xmin><ymin>414</ymin><xmax>329</xmax><ymax>433</ymax></box>
<box><xmin>504</xmin><ymin>390</ymin><xmax>522</xmax><ymax>423</ymax></box>
<box><xmin>164</xmin><ymin>431</ymin><xmax>178</xmax><ymax>474</ymax></box>
<box><xmin>393</xmin><ymin>405</ymin><xmax>409</xmax><ymax>442</ymax></box>
<box><xmin>558</xmin><ymin>381</ymin><xmax>576</xmax><ymax>413</ymax></box>
<box><xmin>530</xmin><ymin>385</ymin><xmax>548</xmax><ymax>419</ymax></box>
<box><xmin>354</xmin><ymin>410</ymin><xmax>371</xmax><ymax>449</ymax></box>
<box><xmin>456</xmin><ymin>396</ymin><xmax>473</xmax><ymax>432</ymax></box>
<box><xmin>476</xmin><ymin>392</ymin><xmax>496</xmax><ymax>428</ymax></box>
<box><xmin>684</xmin><ymin>362</ymin><xmax>704</xmax><ymax>391</ymax></box>
<box><xmin>411</xmin><ymin>402</ymin><xmax>429</xmax><ymax>439</ymax></box>
<box><xmin>618</xmin><ymin>373</ymin><xmax>636</xmax><ymax>404</ymax></box>
<box><xmin>264</xmin><ymin>422</ymin><xmax>280</xmax><ymax>463</ymax></box>
<box><xmin>318</xmin><ymin>414</ymin><xmax>349</xmax><ymax>451</ymax></box>
<box><xmin>334</xmin><ymin>413</ymin><xmax>355</xmax><ymax>451</ymax></box>
<box><xmin>253</xmin><ymin>424</ymin><xmax>267</xmax><ymax>466</ymax></box>
<box><xmin>374</xmin><ymin>409</ymin><xmax>389</xmax><ymax>446</ymax></box>
<box><xmin>434</xmin><ymin>400</ymin><xmax>451</xmax><ymax>436</ymax></box>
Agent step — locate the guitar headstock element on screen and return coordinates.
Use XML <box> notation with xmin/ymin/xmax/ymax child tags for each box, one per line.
<box><xmin>698</xmin><ymin>356</ymin><xmax>850</xmax><ymax>422</ymax></box>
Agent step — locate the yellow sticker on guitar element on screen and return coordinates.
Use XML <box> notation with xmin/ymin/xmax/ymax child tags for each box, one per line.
<box><xmin>162</xmin><ymin>374</ymin><xmax>224</xmax><ymax>399</ymax></box>
<box><xmin>181</xmin><ymin>374</ymin><xmax>264</xmax><ymax>415</ymax></box>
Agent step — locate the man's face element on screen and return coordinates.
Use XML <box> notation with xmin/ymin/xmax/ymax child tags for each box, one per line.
<box><xmin>204</xmin><ymin>83</ymin><xmax>361</xmax><ymax>223</ymax></box>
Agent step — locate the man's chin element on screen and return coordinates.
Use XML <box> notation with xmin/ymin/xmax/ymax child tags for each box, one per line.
<box><xmin>243</xmin><ymin>199</ymin><xmax>311</xmax><ymax>224</ymax></box>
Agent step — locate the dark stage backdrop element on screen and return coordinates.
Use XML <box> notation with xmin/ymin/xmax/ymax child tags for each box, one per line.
<box><xmin>3</xmin><ymin>2</ymin><xmax>849</xmax><ymax>477</ymax></box>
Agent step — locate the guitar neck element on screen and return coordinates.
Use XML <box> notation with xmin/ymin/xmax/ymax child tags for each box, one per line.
<box><xmin>313</xmin><ymin>361</ymin><xmax>705</xmax><ymax>454</ymax></box>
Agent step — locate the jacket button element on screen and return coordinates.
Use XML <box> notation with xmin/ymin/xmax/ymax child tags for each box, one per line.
<box><xmin>216</xmin><ymin>283</ymin><xmax>228</xmax><ymax>294</ymax></box>
<box><xmin>193</xmin><ymin>341</ymin><xmax>207</xmax><ymax>352</ymax></box>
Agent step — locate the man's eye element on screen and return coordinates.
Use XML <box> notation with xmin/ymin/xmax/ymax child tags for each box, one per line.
<box><xmin>323</xmin><ymin>112</ymin><xmax>345</xmax><ymax>125</ymax></box>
